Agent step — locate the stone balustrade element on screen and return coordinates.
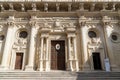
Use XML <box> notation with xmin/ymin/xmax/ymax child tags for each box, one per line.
<box><xmin>0</xmin><ymin>0</ymin><xmax>119</xmax><ymax>2</ymax></box>
<box><xmin>0</xmin><ymin>2</ymin><xmax>119</xmax><ymax>12</ymax></box>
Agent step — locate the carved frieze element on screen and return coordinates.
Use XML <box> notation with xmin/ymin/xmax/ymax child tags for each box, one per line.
<box><xmin>13</xmin><ymin>38</ymin><xmax>27</xmax><ymax>50</ymax></box>
<box><xmin>88</xmin><ymin>38</ymin><xmax>103</xmax><ymax>49</ymax></box>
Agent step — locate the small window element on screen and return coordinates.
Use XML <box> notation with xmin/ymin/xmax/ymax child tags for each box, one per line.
<box><xmin>88</xmin><ymin>31</ymin><xmax>97</xmax><ymax>38</ymax></box>
<box><xmin>19</xmin><ymin>31</ymin><xmax>28</xmax><ymax>38</ymax></box>
<box><xmin>112</xmin><ymin>35</ymin><xmax>118</xmax><ymax>41</ymax></box>
<box><xmin>0</xmin><ymin>35</ymin><xmax>4</xmax><ymax>41</ymax></box>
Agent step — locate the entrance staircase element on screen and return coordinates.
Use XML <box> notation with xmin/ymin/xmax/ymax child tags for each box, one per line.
<box><xmin>0</xmin><ymin>71</ymin><xmax>120</xmax><ymax>80</ymax></box>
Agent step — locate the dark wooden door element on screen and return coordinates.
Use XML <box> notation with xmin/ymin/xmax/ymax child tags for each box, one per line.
<box><xmin>15</xmin><ymin>53</ymin><xmax>23</xmax><ymax>70</ymax></box>
<box><xmin>92</xmin><ymin>53</ymin><xmax>102</xmax><ymax>70</ymax></box>
<box><xmin>51</xmin><ymin>40</ymin><xmax>65</xmax><ymax>70</ymax></box>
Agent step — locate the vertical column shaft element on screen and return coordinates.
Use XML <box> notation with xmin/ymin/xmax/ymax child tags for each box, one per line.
<box><xmin>73</xmin><ymin>37</ymin><xmax>79</xmax><ymax>71</ymax></box>
<box><xmin>0</xmin><ymin>23</ymin><xmax>14</xmax><ymax>70</ymax></box>
<box><xmin>103</xmin><ymin>23</ymin><xmax>118</xmax><ymax>71</ymax></box>
<box><xmin>46</xmin><ymin>37</ymin><xmax>50</xmax><ymax>71</ymax></box>
<box><xmin>80</xmin><ymin>25</ymin><xmax>90</xmax><ymax>70</ymax></box>
<box><xmin>39</xmin><ymin>37</ymin><xmax>44</xmax><ymax>71</ymax></box>
<box><xmin>68</xmin><ymin>37</ymin><xmax>73</xmax><ymax>71</ymax></box>
<box><xmin>25</xmin><ymin>26</ymin><xmax>36</xmax><ymax>70</ymax></box>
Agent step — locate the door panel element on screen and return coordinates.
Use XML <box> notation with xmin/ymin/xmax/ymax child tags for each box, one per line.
<box><xmin>15</xmin><ymin>53</ymin><xmax>23</xmax><ymax>70</ymax></box>
<box><xmin>92</xmin><ymin>53</ymin><xmax>102</xmax><ymax>70</ymax></box>
<box><xmin>51</xmin><ymin>40</ymin><xmax>65</xmax><ymax>70</ymax></box>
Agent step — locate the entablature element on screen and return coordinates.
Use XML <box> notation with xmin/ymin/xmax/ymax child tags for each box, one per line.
<box><xmin>0</xmin><ymin>2</ymin><xmax>119</xmax><ymax>12</ymax></box>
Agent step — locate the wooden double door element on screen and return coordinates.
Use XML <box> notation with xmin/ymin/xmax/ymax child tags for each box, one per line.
<box><xmin>51</xmin><ymin>40</ymin><xmax>66</xmax><ymax>70</ymax></box>
<box><xmin>15</xmin><ymin>53</ymin><xmax>23</xmax><ymax>70</ymax></box>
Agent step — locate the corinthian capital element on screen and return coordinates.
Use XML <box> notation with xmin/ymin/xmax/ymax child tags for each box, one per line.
<box><xmin>29</xmin><ymin>21</ymin><xmax>37</xmax><ymax>27</ymax></box>
<box><xmin>79</xmin><ymin>21</ymin><xmax>86</xmax><ymax>27</ymax></box>
<box><xmin>102</xmin><ymin>15</ymin><xmax>111</xmax><ymax>26</ymax></box>
<box><xmin>103</xmin><ymin>21</ymin><xmax>111</xmax><ymax>26</ymax></box>
<box><xmin>7</xmin><ymin>21</ymin><xmax>14</xmax><ymax>27</ymax></box>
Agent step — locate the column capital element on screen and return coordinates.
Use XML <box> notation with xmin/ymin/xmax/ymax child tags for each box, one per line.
<box><xmin>79</xmin><ymin>16</ymin><xmax>87</xmax><ymax>26</ymax></box>
<box><xmin>29</xmin><ymin>21</ymin><xmax>37</xmax><ymax>27</ymax></box>
<box><xmin>102</xmin><ymin>16</ymin><xmax>111</xmax><ymax>26</ymax></box>
<box><xmin>6</xmin><ymin>16</ymin><xmax>15</xmax><ymax>27</ymax></box>
<box><xmin>41</xmin><ymin>33</ymin><xmax>49</xmax><ymax>38</ymax></box>
<box><xmin>79</xmin><ymin>21</ymin><xmax>86</xmax><ymax>27</ymax></box>
<box><xmin>103</xmin><ymin>21</ymin><xmax>111</xmax><ymax>26</ymax></box>
<box><xmin>67</xmin><ymin>33</ymin><xmax>76</xmax><ymax>38</ymax></box>
<box><xmin>7</xmin><ymin>21</ymin><xmax>15</xmax><ymax>27</ymax></box>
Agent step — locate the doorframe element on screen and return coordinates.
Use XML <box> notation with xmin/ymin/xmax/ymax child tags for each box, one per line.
<box><xmin>49</xmin><ymin>37</ymin><xmax>67</xmax><ymax>70</ymax></box>
<box><xmin>92</xmin><ymin>52</ymin><xmax>102</xmax><ymax>70</ymax></box>
<box><xmin>88</xmin><ymin>47</ymin><xmax>105</xmax><ymax>71</ymax></box>
<box><xmin>10</xmin><ymin>49</ymin><xmax>26</xmax><ymax>70</ymax></box>
<box><xmin>14</xmin><ymin>52</ymin><xmax>24</xmax><ymax>70</ymax></box>
<box><xmin>90</xmin><ymin>51</ymin><xmax>105</xmax><ymax>71</ymax></box>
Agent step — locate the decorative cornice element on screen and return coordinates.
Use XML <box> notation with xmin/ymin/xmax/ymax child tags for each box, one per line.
<box><xmin>0</xmin><ymin>0</ymin><xmax>119</xmax><ymax>2</ymax></box>
<box><xmin>0</xmin><ymin>2</ymin><xmax>119</xmax><ymax>13</ymax></box>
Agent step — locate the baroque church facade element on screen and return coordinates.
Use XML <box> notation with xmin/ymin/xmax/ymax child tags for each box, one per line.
<box><xmin>0</xmin><ymin>0</ymin><xmax>120</xmax><ymax>72</ymax></box>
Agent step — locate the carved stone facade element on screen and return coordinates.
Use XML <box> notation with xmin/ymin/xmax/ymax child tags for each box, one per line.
<box><xmin>0</xmin><ymin>1</ymin><xmax>120</xmax><ymax>72</ymax></box>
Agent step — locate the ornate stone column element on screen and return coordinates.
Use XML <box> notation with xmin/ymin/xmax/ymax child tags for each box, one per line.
<box><xmin>73</xmin><ymin>37</ymin><xmax>79</xmax><ymax>71</ymax></box>
<box><xmin>39</xmin><ymin>24</ymin><xmax>50</xmax><ymax>71</ymax></box>
<box><xmin>79</xmin><ymin>17</ymin><xmax>90</xmax><ymax>71</ymax></box>
<box><xmin>67</xmin><ymin>36</ymin><xmax>73</xmax><ymax>71</ymax></box>
<box><xmin>102</xmin><ymin>16</ymin><xmax>119</xmax><ymax>71</ymax></box>
<box><xmin>39</xmin><ymin>37</ymin><xmax>44</xmax><ymax>71</ymax></box>
<box><xmin>0</xmin><ymin>19</ymin><xmax>14</xmax><ymax>70</ymax></box>
<box><xmin>25</xmin><ymin>21</ymin><xmax>37</xmax><ymax>71</ymax></box>
<box><xmin>39</xmin><ymin>33</ymin><xmax>50</xmax><ymax>71</ymax></box>
<box><xmin>67</xmin><ymin>33</ymin><xmax>79</xmax><ymax>71</ymax></box>
<box><xmin>45</xmin><ymin>37</ymin><xmax>50</xmax><ymax>71</ymax></box>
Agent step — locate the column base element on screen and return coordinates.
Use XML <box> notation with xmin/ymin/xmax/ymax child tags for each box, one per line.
<box><xmin>83</xmin><ymin>64</ymin><xmax>91</xmax><ymax>71</ymax></box>
<box><xmin>0</xmin><ymin>65</ymin><xmax>9</xmax><ymax>71</ymax></box>
<box><xmin>111</xmin><ymin>65</ymin><xmax>120</xmax><ymax>71</ymax></box>
<box><xmin>25</xmin><ymin>65</ymin><xmax>34</xmax><ymax>71</ymax></box>
<box><xmin>45</xmin><ymin>68</ymin><xmax>50</xmax><ymax>71</ymax></box>
<box><xmin>75</xmin><ymin>61</ymin><xmax>79</xmax><ymax>72</ymax></box>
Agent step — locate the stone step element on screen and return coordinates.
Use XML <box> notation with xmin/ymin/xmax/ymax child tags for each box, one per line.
<box><xmin>0</xmin><ymin>71</ymin><xmax>120</xmax><ymax>80</ymax></box>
